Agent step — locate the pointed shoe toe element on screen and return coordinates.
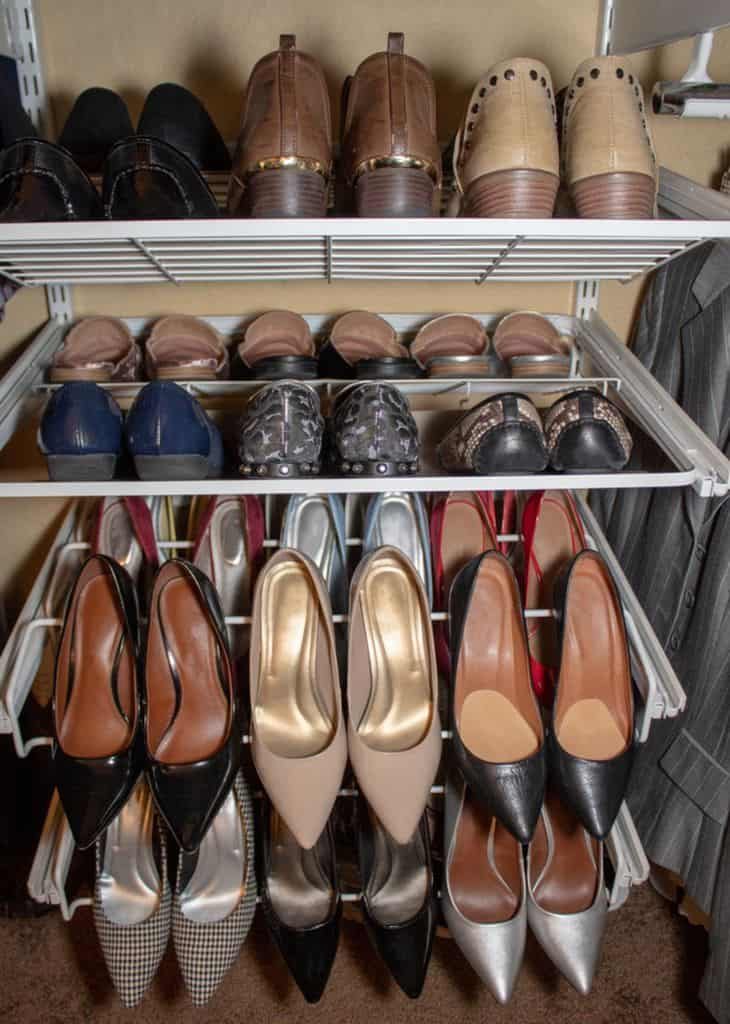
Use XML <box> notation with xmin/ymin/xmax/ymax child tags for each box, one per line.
<box><xmin>267</xmin><ymin>904</ymin><xmax>341</xmax><ymax>1003</ymax></box>
<box><xmin>56</xmin><ymin>746</ymin><xmax>141</xmax><ymax>849</ymax></box>
<box><xmin>527</xmin><ymin>794</ymin><xmax>608</xmax><ymax>993</ymax></box>
<box><xmin>548</xmin><ymin>732</ymin><xmax>633</xmax><ymax>839</ymax></box>
<box><xmin>455</xmin><ymin>746</ymin><xmax>546</xmax><ymax>845</ymax></box>
<box><xmin>443</xmin><ymin>773</ymin><xmax>526</xmax><ymax>1004</ymax></box>
<box><xmin>259</xmin><ymin>810</ymin><xmax>341</xmax><ymax>1003</ymax></box>
<box><xmin>449</xmin><ymin>551</ymin><xmax>546</xmax><ymax>843</ymax></box>
<box><xmin>358</xmin><ymin>810</ymin><xmax>437</xmax><ymax>999</ymax></box>
<box><xmin>148</xmin><ymin>742</ymin><xmax>239</xmax><ymax>852</ymax></box>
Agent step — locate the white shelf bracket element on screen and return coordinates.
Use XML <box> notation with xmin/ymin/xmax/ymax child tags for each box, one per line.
<box><xmin>3</xmin><ymin>0</ymin><xmax>52</xmax><ymax>135</ymax></box>
<box><xmin>574</xmin><ymin>279</ymin><xmax>601</xmax><ymax>320</ymax></box>
<box><xmin>44</xmin><ymin>284</ymin><xmax>73</xmax><ymax>323</ymax></box>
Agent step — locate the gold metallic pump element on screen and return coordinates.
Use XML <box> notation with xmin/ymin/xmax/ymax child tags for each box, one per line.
<box><xmin>250</xmin><ymin>549</ymin><xmax>347</xmax><ymax>849</ymax></box>
<box><xmin>347</xmin><ymin>546</ymin><xmax>442</xmax><ymax>844</ymax></box>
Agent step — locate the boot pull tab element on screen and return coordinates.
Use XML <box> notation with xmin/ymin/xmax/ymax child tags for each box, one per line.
<box><xmin>387</xmin><ymin>32</ymin><xmax>404</xmax><ymax>54</ymax></box>
<box><xmin>279</xmin><ymin>34</ymin><xmax>296</xmax><ymax>51</ymax></box>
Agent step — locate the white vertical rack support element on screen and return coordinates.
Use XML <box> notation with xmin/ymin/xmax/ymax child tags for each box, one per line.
<box><xmin>2</xmin><ymin>0</ymin><xmax>72</xmax><ymax>320</ymax></box>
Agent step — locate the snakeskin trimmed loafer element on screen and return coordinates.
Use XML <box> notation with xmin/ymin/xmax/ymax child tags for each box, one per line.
<box><xmin>544</xmin><ymin>389</ymin><xmax>633</xmax><ymax>471</ymax></box>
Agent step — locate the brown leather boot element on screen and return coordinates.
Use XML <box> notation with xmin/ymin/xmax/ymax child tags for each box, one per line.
<box><xmin>228</xmin><ymin>35</ymin><xmax>332</xmax><ymax>217</ymax></box>
<box><xmin>562</xmin><ymin>56</ymin><xmax>656</xmax><ymax>218</ymax></box>
<box><xmin>342</xmin><ymin>33</ymin><xmax>441</xmax><ymax>217</ymax></box>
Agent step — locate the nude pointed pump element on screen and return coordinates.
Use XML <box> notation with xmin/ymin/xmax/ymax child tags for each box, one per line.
<box><xmin>347</xmin><ymin>546</ymin><xmax>441</xmax><ymax>844</ymax></box>
<box><xmin>250</xmin><ymin>549</ymin><xmax>347</xmax><ymax>849</ymax></box>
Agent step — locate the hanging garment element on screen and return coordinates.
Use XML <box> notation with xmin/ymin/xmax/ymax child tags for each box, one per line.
<box><xmin>593</xmin><ymin>239</ymin><xmax>730</xmax><ymax>1023</ymax></box>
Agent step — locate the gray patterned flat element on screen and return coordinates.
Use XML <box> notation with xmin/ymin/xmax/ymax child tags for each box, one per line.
<box><xmin>238</xmin><ymin>380</ymin><xmax>323</xmax><ymax>478</ymax></box>
<box><xmin>330</xmin><ymin>381</ymin><xmax>420</xmax><ymax>477</ymax></box>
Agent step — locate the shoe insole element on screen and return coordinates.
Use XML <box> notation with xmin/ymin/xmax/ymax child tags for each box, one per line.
<box><xmin>282</xmin><ymin>496</ymin><xmax>338</xmax><ymax>590</ymax></box>
<box><xmin>366</xmin><ymin>494</ymin><xmax>428</xmax><ymax>591</ymax></box>
<box><xmin>146</xmin><ymin>570</ymin><xmax>230</xmax><ymax>764</ymax></box>
<box><xmin>96</xmin><ymin>499</ymin><xmax>144</xmax><ymax>587</ymax></box>
<box><xmin>194</xmin><ymin>499</ymin><xmax>251</xmax><ymax>659</ymax></box>
<box><xmin>179</xmin><ymin>783</ymin><xmax>247</xmax><ymax>924</ymax></box>
<box><xmin>525</xmin><ymin>493</ymin><xmax>583</xmax><ymax>673</ymax></box>
<box><xmin>254</xmin><ymin>560</ymin><xmax>334</xmax><ymax>759</ymax></box>
<box><xmin>455</xmin><ymin>557</ymin><xmax>541</xmax><ymax>763</ymax></box>
<box><xmin>99</xmin><ymin>780</ymin><xmax>160</xmax><ymax>926</ymax></box>
<box><xmin>56</xmin><ymin>565</ymin><xmax>135</xmax><ymax>759</ymax></box>
<box><xmin>354</xmin><ymin>554</ymin><xmax>431</xmax><ymax>753</ymax></box>
<box><xmin>531</xmin><ymin>791</ymin><xmax>599</xmax><ymax>915</ymax></box>
<box><xmin>269</xmin><ymin>810</ymin><xmax>334</xmax><ymax>929</ymax></box>
<box><xmin>441</xmin><ymin>493</ymin><xmax>496</xmax><ymax>600</ymax></box>
<box><xmin>450</xmin><ymin>787</ymin><xmax>520</xmax><ymax>924</ymax></box>
<box><xmin>366</xmin><ymin>809</ymin><xmax>428</xmax><ymax>927</ymax></box>
<box><xmin>555</xmin><ymin>555</ymin><xmax>631</xmax><ymax>760</ymax></box>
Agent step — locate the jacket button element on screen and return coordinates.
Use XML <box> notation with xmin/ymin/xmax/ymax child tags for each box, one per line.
<box><xmin>670</xmin><ymin>632</ymin><xmax>680</xmax><ymax>651</ymax></box>
<box><xmin>685</xmin><ymin>590</ymin><xmax>695</xmax><ymax>608</ymax></box>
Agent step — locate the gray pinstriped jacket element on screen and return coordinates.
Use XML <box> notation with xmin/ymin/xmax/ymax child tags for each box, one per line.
<box><xmin>593</xmin><ymin>240</ymin><xmax>730</xmax><ymax>1022</ymax></box>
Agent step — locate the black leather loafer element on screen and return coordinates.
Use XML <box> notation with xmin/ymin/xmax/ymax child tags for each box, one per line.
<box><xmin>53</xmin><ymin>555</ymin><xmax>143</xmax><ymax>849</ymax></box>
<box><xmin>449</xmin><ymin>551</ymin><xmax>546</xmax><ymax>844</ymax></box>
<box><xmin>145</xmin><ymin>559</ymin><xmax>240</xmax><ymax>852</ymax></box>
<box><xmin>0</xmin><ymin>139</ymin><xmax>103</xmax><ymax>222</ymax></box>
<box><xmin>549</xmin><ymin>549</ymin><xmax>634</xmax><ymax>838</ymax></box>
<box><xmin>57</xmin><ymin>88</ymin><xmax>133</xmax><ymax>174</ymax></box>
<box><xmin>138</xmin><ymin>83</ymin><xmax>231</xmax><ymax>171</ymax></box>
<box><xmin>438</xmin><ymin>393</ymin><xmax>549</xmax><ymax>475</ymax></box>
<box><xmin>103</xmin><ymin>137</ymin><xmax>219</xmax><ymax>219</ymax></box>
<box><xmin>259</xmin><ymin>805</ymin><xmax>341</xmax><ymax>1003</ymax></box>
<box><xmin>545</xmin><ymin>389</ymin><xmax>633</xmax><ymax>472</ymax></box>
<box><xmin>358</xmin><ymin>803</ymin><xmax>437</xmax><ymax>999</ymax></box>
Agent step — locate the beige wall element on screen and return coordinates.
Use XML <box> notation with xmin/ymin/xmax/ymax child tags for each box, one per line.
<box><xmin>0</xmin><ymin>0</ymin><xmax>728</xmax><ymax>616</ymax></box>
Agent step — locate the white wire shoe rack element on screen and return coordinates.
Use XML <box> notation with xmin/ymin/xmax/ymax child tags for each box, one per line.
<box><xmin>5</xmin><ymin>489</ymin><xmax>669</xmax><ymax>919</ymax></box>
<box><xmin>0</xmin><ymin>310</ymin><xmax>728</xmax><ymax>498</ymax></box>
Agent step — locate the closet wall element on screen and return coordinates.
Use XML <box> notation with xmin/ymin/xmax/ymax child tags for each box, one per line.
<box><xmin>0</xmin><ymin>0</ymin><xmax>728</xmax><ymax>615</ymax></box>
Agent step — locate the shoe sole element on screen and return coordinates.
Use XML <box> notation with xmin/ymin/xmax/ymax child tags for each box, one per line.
<box><xmin>46</xmin><ymin>453</ymin><xmax>117</xmax><ymax>481</ymax></box>
<box><xmin>133</xmin><ymin>454</ymin><xmax>210</xmax><ymax>480</ymax></box>
<box><xmin>355</xmin><ymin>166</ymin><xmax>436</xmax><ymax>218</ymax></box>
<box><xmin>465</xmin><ymin>169</ymin><xmax>559</xmax><ymax>218</ymax></box>
<box><xmin>572</xmin><ymin>172</ymin><xmax>655</xmax><ymax>219</ymax></box>
<box><xmin>245</xmin><ymin>168</ymin><xmax>328</xmax><ymax>218</ymax></box>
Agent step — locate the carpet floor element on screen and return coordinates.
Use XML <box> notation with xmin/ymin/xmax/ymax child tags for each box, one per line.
<box><xmin>0</xmin><ymin>882</ymin><xmax>715</xmax><ymax>1024</ymax></box>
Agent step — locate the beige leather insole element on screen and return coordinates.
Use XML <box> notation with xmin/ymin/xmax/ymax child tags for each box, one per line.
<box><xmin>555</xmin><ymin>555</ymin><xmax>631</xmax><ymax>761</ymax></box>
<box><xmin>146</xmin><ymin>574</ymin><xmax>230</xmax><ymax>764</ymax></box>
<box><xmin>353</xmin><ymin>555</ymin><xmax>431</xmax><ymax>754</ymax></box>
<box><xmin>531</xmin><ymin>791</ymin><xmax>600</xmax><ymax>914</ymax></box>
<box><xmin>451</xmin><ymin>788</ymin><xmax>521</xmax><ymax>924</ymax></box>
<box><xmin>254</xmin><ymin>561</ymin><xmax>334</xmax><ymax>759</ymax></box>
<box><xmin>56</xmin><ymin>567</ymin><xmax>135</xmax><ymax>759</ymax></box>
<box><xmin>525</xmin><ymin>494</ymin><xmax>583</xmax><ymax>670</ymax></box>
<box><xmin>456</xmin><ymin>558</ymin><xmax>541</xmax><ymax>763</ymax></box>
<box><xmin>442</xmin><ymin>493</ymin><xmax>496</xmax><ymax>600</ymax></box>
